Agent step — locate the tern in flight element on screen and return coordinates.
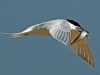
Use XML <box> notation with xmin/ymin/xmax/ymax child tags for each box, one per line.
<box><xmin>1</xmin><ymin>19</ymin><xmax>94</xmax><ymax>67</ymax></box>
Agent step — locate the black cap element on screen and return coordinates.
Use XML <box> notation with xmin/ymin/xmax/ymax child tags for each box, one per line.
<box><xmin>66</xmin><ymin>19</ymin><xmax>81</xmax><ymax>27</ymax></box>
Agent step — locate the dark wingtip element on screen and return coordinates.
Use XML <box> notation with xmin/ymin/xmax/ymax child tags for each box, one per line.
<box><xmin>92</xmin><ymin>63</ymin><xmax>95</xmax><ymax>68</ymax></box>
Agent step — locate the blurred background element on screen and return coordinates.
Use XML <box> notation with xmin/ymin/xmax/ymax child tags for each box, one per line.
<box><xmin>0</xmin><ymin>0</ymin><xmax>99</xmax><ymax>75</ymax></box>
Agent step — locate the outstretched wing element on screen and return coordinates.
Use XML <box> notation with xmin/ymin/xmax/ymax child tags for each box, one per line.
<box><xmin>0</xmin><ymin>19</ymin><xmax>69</xmax><ymax>38</ymax></box>
<box><xmin>49</xmin><ymin>20</ymin><xmax>71</xmax><ymax>45</ymax></box>
<box><xmin>69</xmin><ymin>30</ymin><xmax>94</xmax><ymax>67</ymax></box>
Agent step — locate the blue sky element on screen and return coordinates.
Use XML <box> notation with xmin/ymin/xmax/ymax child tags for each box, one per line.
<box><xmin>0</xmin><ymin>0</ymin><xmax>100</xmax><ymax>75</ymax></box>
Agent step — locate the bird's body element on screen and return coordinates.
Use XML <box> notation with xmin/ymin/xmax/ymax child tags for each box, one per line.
<box><xmin>1</xmin><ymin>19</ymin><xmax>94</xmax><ymax>67</ymax></box>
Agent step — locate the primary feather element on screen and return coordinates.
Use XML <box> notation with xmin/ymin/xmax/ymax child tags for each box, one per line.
<box><xmin>0</xmin><ymin>19</ymin><xmax>94</xmax><ymax>67</ymax></box>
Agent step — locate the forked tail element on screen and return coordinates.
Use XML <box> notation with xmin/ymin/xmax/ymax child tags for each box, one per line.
<box><xmin>0</xmin><ymin>32</ymin><xmax>25</xmax><ymax>38</ymax></box>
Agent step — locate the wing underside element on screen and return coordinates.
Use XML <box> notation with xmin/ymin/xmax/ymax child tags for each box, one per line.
<box><xmin>69</xmin><ymin>30</ymin><xmax>94</xmax><ymax>67</ymax></box>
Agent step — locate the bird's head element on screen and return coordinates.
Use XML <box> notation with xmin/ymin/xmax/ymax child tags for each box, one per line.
<box><xmin>67</xmin><ymin>19</ymin><xmax>91</xmax><ymax>39</ymax></box>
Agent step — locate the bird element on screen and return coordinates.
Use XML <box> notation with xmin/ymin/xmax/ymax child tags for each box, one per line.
<box><xmin>1</xmin><ymin>19</ymin><xmax>94</xmax><ymax>67</ymax></box>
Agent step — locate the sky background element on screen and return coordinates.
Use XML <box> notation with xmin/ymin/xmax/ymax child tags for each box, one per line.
<box><xmin>0</xmin><ymin>0</ymin><xmax>100</xmax><ymax>75</ymax></box>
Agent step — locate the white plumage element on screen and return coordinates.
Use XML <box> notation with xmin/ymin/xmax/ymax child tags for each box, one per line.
<box><xmin>1</xmin><ymin>19</ymin><xmax>94</xmax><ymax>67</ymax></box>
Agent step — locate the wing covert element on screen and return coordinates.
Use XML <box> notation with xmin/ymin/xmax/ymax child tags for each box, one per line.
<box><xmin>49</xmin><ymin>21</ymin><xmax>71</xmax><ymax>45</ymax></box>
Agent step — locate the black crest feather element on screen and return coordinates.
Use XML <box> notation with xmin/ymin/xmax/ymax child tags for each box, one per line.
<box><xmin>66</xmin><ymin>19</ymin><xmax>81</xmax><ymax>27</ymax></box>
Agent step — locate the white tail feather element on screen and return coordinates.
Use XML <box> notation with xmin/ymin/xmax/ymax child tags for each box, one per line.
<box><xmin>10</xmin><ymin>33</ymin><xmax>24</xmax><ymax>38</ymax></box>
<box><xmin>0</xmin><ymin>32</ymin><xmax>25</xmax><ymax>38</ymax></box>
